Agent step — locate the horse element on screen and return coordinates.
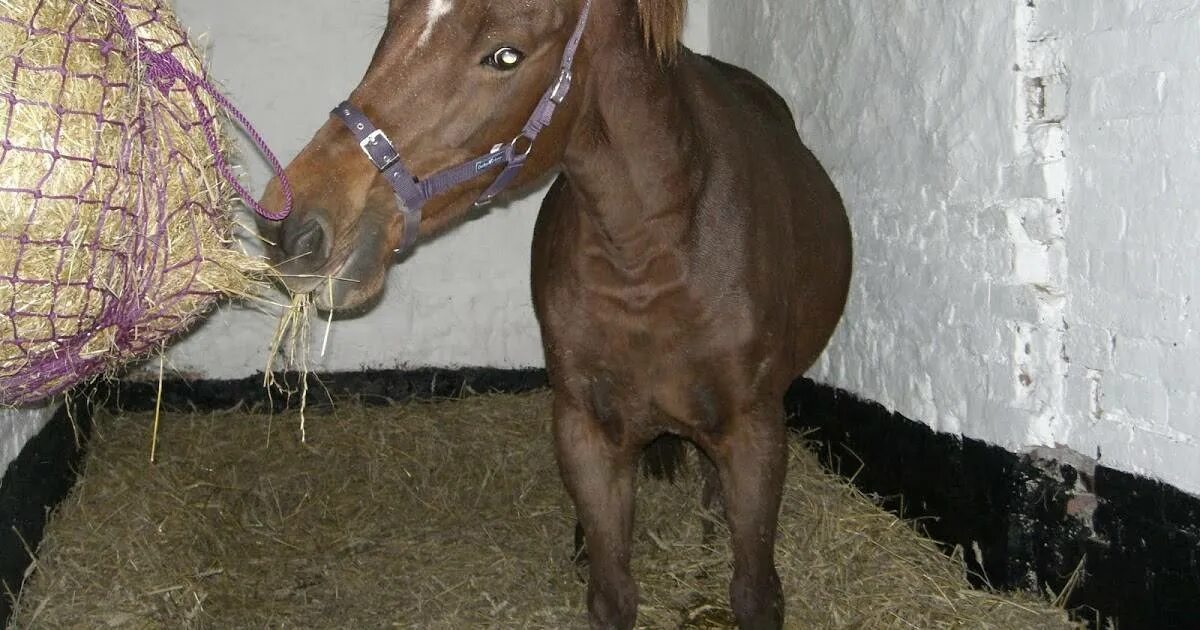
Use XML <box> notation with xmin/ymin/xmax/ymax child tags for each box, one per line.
<box><xmin>258</xmin><ymin>1</ymin><xmax>852</xmax><ymax>627</ymax></box>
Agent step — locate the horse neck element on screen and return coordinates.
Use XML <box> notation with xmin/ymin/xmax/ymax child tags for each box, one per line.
<box><xmin>559</xmin><ymin>44</ymin><xmax>701</xmax><ymax>261</ymax></box>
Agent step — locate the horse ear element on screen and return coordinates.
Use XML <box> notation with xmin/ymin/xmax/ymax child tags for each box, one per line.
<box><xmin>636</xmin><ymin>0</ymin><xmax>685</xmax><ymax>63</ymax></box>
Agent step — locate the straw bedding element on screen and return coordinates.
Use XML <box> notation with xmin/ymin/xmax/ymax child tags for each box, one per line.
<box><xmin>8</xmin><ymin>391</ymin><xmax>1080</xmax><ymax>628</ymax></box>
<box><xmin>0</xmin><ymin>0</ymin><xmax>264</xmax><ymax>405</ymax></box>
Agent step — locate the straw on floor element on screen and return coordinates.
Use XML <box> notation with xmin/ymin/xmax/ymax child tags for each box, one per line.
<box><xmin>9</xmin><ymin>391</ymin><xmax>1081</xmax><ymax>629</ymax></box>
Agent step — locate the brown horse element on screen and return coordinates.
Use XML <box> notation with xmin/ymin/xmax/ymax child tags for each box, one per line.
<box><xmin>258</xmin><ymin>1</ymin><xmax>852</xmax><ymax>628</ymax></box>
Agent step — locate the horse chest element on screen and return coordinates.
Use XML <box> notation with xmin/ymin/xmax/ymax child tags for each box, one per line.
<box><xmin>565</xmin><ymin>296</ymin><xmax>688</xmax><ymax>370</ymax></box>
<box><xmin>540</xmin><ymin>277</ymin><xmax>757</xmax><ymax>434</ymax></box>
<box><xmin>538</xmin><ymin>244</ymin><xmax>757</xmax><ymax>371</ymax></box>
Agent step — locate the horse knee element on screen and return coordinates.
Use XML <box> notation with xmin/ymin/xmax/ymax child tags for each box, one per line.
<box><xmin>730</xmin><ymin>567</ymin><xmax>783</xmax><ymax>630</ymax></box>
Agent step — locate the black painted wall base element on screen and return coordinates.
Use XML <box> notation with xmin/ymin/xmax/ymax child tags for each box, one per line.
<box><xmin>2</xmin><ymin>370</ymin><xmax>1197</xmax><ymax>629</ymax></box>
<box><xmin>785</xmin><ymin>379</ymin><xmax>1200</xmax><ymax>630</ymax></box>
<box><xmin>0</xmin><ymin>399</ymin><xmax>91</xmax><ymax>624</ymax></box>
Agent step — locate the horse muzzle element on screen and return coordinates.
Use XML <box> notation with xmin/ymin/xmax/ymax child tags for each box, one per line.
<box><xmin>265</xmin><ymin>207</ymin><xmax>393</xmax><ymax>313</ymax></box>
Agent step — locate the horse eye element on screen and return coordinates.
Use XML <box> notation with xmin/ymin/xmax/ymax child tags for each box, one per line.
<box><xmin>484</xmin><ymin>46</ymin><xmax>525</xmax><ymax>71</ymax></box>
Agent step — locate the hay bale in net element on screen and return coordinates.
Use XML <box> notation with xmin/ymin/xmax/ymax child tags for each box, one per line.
<box><xmin>0</xmin><ymin>0</ymin><xmax>279</xmax><ymax>405</ymax></box>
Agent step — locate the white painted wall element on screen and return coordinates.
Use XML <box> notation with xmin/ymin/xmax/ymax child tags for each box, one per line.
<box><xmin>164</xmin><ymin>0</ymin><xmax>709</xmax><ymax>379</ymax></box>
<box><xmin>1041</xmin><ymin>3</ymin><xmax>1200</xmax><ymax>493</ymax></box>
<box><xmin>1</xmin><ymin>405</ymin><xmax>54</xmax><ymax>486</ymax></box>
<box><xmin>711</xmin><ymin>1</ymin><xmax>1031</xmax><ymax>447</ymax></box>
<box><xmin>709</xmin><ymin>1</ymin><xmax>1200</xmax><ymax>496</ymax></box>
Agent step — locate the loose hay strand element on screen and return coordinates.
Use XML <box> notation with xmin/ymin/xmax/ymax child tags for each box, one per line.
<box><xmin>149</xmin><ymin>342</ymin><xmax>164</xmax><ymax>463</ymax></box>
<box><xmin>265</xmin><ymin>291</ymin><xmax>314</xmax><ymax>442</ymax></box>
<box><xmin>320</xmin><ymin>281</ymin><xmax>334</xmax><ymax>357</ymax></box>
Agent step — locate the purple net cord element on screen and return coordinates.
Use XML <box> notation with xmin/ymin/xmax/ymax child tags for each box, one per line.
<box><xmin>113</xmin><ymin>7</ymin><xmax>293</xmax><ymax>221</ymax></box>
<box><xmin>0</xmin><ymin>1</ymin><xmax>291</xmax><ymax>405</ymax></box>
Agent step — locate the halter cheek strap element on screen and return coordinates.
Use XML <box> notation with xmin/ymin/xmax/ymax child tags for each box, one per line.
<box><xmin>333</xmin><ymin>104</ymin><xmax>424</xmax><ymax>254</ymax></box>
<box><xmin>332</xmin><ymin>0</ymin><xmax>592</xmax><ymax>255</ymax></box>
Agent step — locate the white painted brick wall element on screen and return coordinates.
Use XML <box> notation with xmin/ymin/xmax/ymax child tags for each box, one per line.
<box><xmin>1045</xmin><ymin>1</ymin><xmax>1200</xmax><ymax>494</ymax></box>
<box><xmin>710</xmin><ymin>1</ymin><xmax>1041</xmax><ymax>448</ymax></box>
<box><xmin>711</xmin><ymin>1</ymin><xmax>1200</xmax><ymax>495</ymax></box>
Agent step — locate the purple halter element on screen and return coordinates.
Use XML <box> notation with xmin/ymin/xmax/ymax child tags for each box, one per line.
<box><xmin>333</xmin><ymin>0</ymin><xmax>593</xmax><ymax>255</ymax></box>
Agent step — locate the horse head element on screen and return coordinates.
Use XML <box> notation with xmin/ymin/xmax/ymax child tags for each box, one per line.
<box><xmin>258</xmin><ymin>0</ymin><xmax>687</xmax><ymax>311</ymax></box>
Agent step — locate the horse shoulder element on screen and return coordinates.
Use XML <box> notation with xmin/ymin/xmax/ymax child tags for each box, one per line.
<box><xmin>692</xmin><ymin>53</ymin><xmax>796</xmax><ymax>128</ymax></box>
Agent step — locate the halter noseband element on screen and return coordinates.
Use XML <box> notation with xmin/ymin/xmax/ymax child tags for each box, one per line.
<box><xmin>333</xmin><ymin>0</ymin><xmax>593</xmax><ymax>255</ymax></box>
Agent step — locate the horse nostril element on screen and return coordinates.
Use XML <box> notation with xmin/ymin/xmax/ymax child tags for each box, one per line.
<box><xmin>285</xmin><ymin>218</ymin><xmax>327</xmax><ymax>263</ymax></box>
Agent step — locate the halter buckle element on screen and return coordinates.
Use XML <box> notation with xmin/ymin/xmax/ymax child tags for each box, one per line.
<box><xmin>359</xmin><ymin>129</ymin><xmax>399</xmax><ymax>170</ymax></box>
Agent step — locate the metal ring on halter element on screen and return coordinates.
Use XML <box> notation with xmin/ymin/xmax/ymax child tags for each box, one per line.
<box><xmin>510</xmin><ymin>133</ymin><xmax>536</xmax><ymax>159</ymax></box>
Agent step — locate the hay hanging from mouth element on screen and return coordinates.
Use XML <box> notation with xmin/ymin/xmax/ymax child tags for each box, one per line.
<box><xmin>0</xmin><ymin>0</ymin><xmax>268</xmax><ymax>406</ymax></box>
<box><xmin>263</xmin><ymin>275</ymin><xmax>346</xmax><ymax>440</ymax></box>
<box><xmin>264</xmin><ymin>291</ymin><xmax>320</xmax><ymax>442</ymax></box>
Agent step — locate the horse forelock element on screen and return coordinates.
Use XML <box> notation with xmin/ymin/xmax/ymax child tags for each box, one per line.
<box><xmin>636</xmin><ymin>0</ymin><xmax>685</xmax><ymax>62</ymax></box>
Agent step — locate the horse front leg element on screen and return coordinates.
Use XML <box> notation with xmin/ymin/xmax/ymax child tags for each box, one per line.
<box><xmin>700</xmin><ymin>451</ymin><xmax>726</xmax><ymax>547</ymax></box>
<box><xmin>708</xmin><ymin>408</ymin><xmax>787</xmax><ymax>630</ymax></box>
<box><xmin>553</xmin><ymin>398</ymin><xmax>639</xmax><ymax>630</ymax></box>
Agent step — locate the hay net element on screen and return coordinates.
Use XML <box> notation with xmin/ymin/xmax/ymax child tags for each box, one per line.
<box><xmin>0</xmin><ymin>0</ymin><xmax>290</xmax><ymax>406</ymax></box>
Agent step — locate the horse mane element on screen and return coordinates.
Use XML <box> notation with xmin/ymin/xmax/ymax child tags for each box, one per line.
<box><xmin>637</xmin><ymin>0</ymin><xmax>685</xmax><ymax>63</ymax></box>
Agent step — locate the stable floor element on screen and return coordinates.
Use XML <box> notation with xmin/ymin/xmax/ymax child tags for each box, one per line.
<box><xmin>9</xmin><ymin>392</ymin><xmax>1077</xmax><ymax>628</ymax></box>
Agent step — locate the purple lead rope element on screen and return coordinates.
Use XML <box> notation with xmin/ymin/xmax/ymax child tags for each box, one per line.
<box><xmin>114</xmin><ymin>8</ymin><xmax>293</xmax><ymax>221</ymax></box>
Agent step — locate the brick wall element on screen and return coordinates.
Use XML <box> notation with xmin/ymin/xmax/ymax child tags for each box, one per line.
<box><xmin>1043</xmin><ymin>1</ymin><xmax>1200</xmax><ymax>492</ymax></box>
<box><xmin>710</xmin><ymin>2</ymin><xmax>1038</xmax><ymax>444</ymax></box>
<box><xmin>710</xmin><ymin>1</ymin><xmax>1200</xmax><ymax>495</ymax></box>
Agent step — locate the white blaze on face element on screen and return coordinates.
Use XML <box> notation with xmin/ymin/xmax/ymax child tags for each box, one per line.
<box><xmin>418</xmin><ymin>0</ymin><xmax>453</xmax><ymax>47</ymax></box>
